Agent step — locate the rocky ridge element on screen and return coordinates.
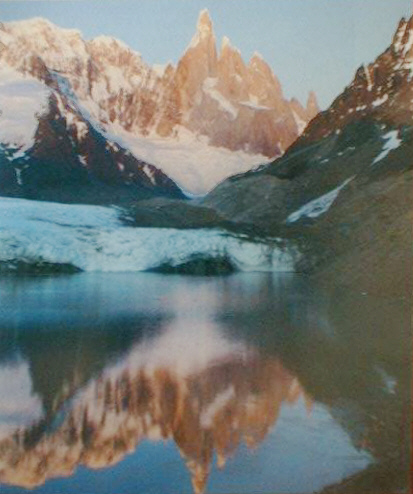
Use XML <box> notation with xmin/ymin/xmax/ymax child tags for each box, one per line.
<box><xmin>203</xmin><ymin>14</ymin><xmax>413</xmax><ymax>297</ymax></box>
<box><xmin>0</xmin><ymin>48</ymin><xmax>184</xmax><ymax>202</ymax></box>
<box><xmin>1</xmin><ymin>10</ymin><xmax>318</xmax><ymax>161</ymax></box>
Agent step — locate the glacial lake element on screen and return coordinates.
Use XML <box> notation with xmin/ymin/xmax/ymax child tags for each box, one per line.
<box><xmin>0</xmin><ymin>272</ymin><xmax>410</xmax><ymax>494</ymax></box>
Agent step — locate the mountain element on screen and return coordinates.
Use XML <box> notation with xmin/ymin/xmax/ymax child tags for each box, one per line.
<box><xmin>0</xmin><ymin>11</ymin><xmax>318</xmax><ymax>196</ymax></box>
<box><xmin>203</xmin><ymin>15</ymin><xmax>413</xmax><ymax>297</ymax></box>
<box><xmin>0</xmin><ymin>32</ymin><xmax>184</xmax><ymax>203</ymax></box>
<box><xmin>155</xmin><ymin>9</ymin><xmax>319</xmax><ymax>157</ymax></box>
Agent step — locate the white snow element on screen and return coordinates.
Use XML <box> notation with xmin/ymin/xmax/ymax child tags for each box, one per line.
<box><xmin>65</xmin><ymin>110</ymin><xmax>88</xmax><ymax>140</ymax></box>
<box><xmin>152</xmin><ymin>63</ymin><xmax>169</xmax><ymax>78</ymax></box>
<box><xmin>6</xmin><ymin>18</ymin><xmax>89</xmax><ymax>78</ymax></box>
<box><xmin>393</xmin><ymin>24</ymin><xmax>413</xmax><ymax>76</ymax></box>
<box><xmin>220</xmin><ymin>36</ymin><xmax>241</xmax><ymax>55</ymax></box>
<box><xmin>221</xmin><ymin>35</ymin><xmax>231</xmax><ymax>50</ymax></box>
<box><xmin>372</xmin><ymin>94</ymin><xmax>389</xmax><ymax>107</ymax></box>
<box><xmin>90</xmin><ymin>35</ymin><xmax>132</xmax><ymax>54</ymax></box>
<box><xmin>363</xmin><ymin>65</ymin><xmax>373</xmax><ymax>92</ymax></box>
<box><xmin>104</xmin><ymin>65</ymin><xmax>133</xmax><ymax>93</ymax></box>
<box><xmin>200</xmin><ymin>386</ymin><xmax>235</xmax><ymax>428</ymax></box>
<box><xmin>394</xmin><ymin>22</ymin><xmax>407</xmax><ymax>52</ymax></box>
<box><xmin>375</xmin><ymin>367</ymin><xmax>397</xmax><ymax>395</ymax></box>
<box><xmin>142</xmin><ymin>164</ymin><xmax>156</xmax><ymax>185</ymax></box>
<box><xmin>403</xmin><ymin>29</ymin><xmax>413</xmax><ymax>56</ymax></box>
<box><xmin>0</xmin><ymin>197</ymin><xmax>296</xmax><ymax>273</ymax></box>
<box><xmin>188</xmin><ymin>9</ymin><xmax>214</xmax><ymax>49</ymax></box>
<box><xmin>240</xmin><ymin>101</ymin><xmax>271</xmax><ymax>111</ymax></box>
<box><xmin>52</xmin><ymin>66</ymin><xmax>267</xmax><ymax>195</ymax></box>
<box><xmin>0</xmin><ymin>359</ymin><xmax>43</xmax><ymax>440</ymax></box>
<box><xmin>0</xmin><ymin>65</ymin><xmax>50</xmax><ymax>151</ymax></box>
<box><xmin>15</xmin><ymin>168</ymin><xmax>23</xmax><ymax>185</ymax></box>
<box><xmin>252</xmin><ymin>51</ymin><xmax>264</xmax><ymax>60</ymax></box>
<box><xmin>372</xmin><ymin>130</ymin><xmax>402</xmax><ymax>165</ymax></box>
<box><xmin>395</xmin><ymin>27</ymin><xmax>413</xmax><ymax>77</ymax></box>
<box><xmin>292</xmin><ymin>111</ymin><xmax>307</xmax><ymax>134</ymax></box>
<box><xmin>106</xmin><ymin>124</ymin><xmax>269</xmax><ymax>195</ymax></box>
<box><xmin>286</xmin><ymin>177</ymin><xmax>354</xmax><ymax>223</ymax></box>
<box><xmin>203</xmin><ymin>78</ymin><xmax>238</xmax><ymax>120</ymax></box>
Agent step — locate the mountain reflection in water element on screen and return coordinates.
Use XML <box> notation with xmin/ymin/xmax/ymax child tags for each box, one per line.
<box><xmin>0</xmin><ymin>273</ymin><xmax>409</xmax><ymax>494</ymax></box>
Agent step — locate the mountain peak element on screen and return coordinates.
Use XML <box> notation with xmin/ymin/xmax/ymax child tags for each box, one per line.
<box><xmin>221</xmin><ymin>35</ymin><xmax>231</xmax><ymax>49</ymax></box>
<box><xmin>306</xmin><ymin>91</ymin><xmax>319</xmax><ymax>118</ymax></box>
<box><xmin>90</xmin><ymin>35</ymin><xmax>133</xmax><ymax>53</ymax></box>
<box><xmin>7</xmin><ymin>16</ymin><xmax>82</xmax><ymax>38</ymax></box>
<box><xmin>220</xmin><ymin>35</ymin><xmax>241</xmax><ymax>55</ymax></box>
<box><xmin>393</xmin><ymin>15</ymin><xmax>412</xmax><ymax>53</ymax></box>
<box><xmin>252</xmin><ymin>51</ymin><xmax>264</xmax><ymax>61</ymax></box>
<box><xmin>197</xmin><ymin>8</ymin><xmax>213</xmax><ymax>34</ymax></box>
<box><xmin>187</xmin><ymin>9</ymin><xmax>215</xmax><ymax>51</ymax></box>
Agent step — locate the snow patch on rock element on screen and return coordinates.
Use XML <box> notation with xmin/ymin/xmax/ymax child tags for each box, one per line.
<box><xmin>286</xmin><ymin>177</ymin><xmax>355</xmax><ymax>223</ymax></box>
<box><xmin>203</xmin><ymin>78</ymin><xmax>238</xmax><ymax>120</ymax></box>
<box><xmin>292</xmin><ymin>111</ymin><xmax>308</xmax><ymax>134</ymax></box>
<box><xmin>372</xmin><ymin>130</ymin><xmax>402</xmax><ymax>165</ymax></box>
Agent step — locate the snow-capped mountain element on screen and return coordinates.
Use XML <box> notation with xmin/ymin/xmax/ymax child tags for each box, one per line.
<box><xmin>297</xmin><ymin>15</ymin><xmax>413</xmax><ymax>144</ymax></box>
<box><xmin>204</xmin><ymin>14</ymin><xmax>413</xmax><ymax>297</ymax></box>
<box><xmin>153</xmin><ymin>10</ymin><xmax>318</xmax><ymax>157</ymax></box>
<box><xmin>0</xmin><ymin>10</ymin><xmax>318</xmax><ymax>196</ymax></box>
<box><xmin>0</xmin><ymin>55</ymin><xmax>184</xmax><ymax>202</ymax></box>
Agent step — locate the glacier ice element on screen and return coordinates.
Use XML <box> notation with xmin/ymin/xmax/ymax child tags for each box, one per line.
<box><xmin>0</xmin><ymin>198</ymin><xmax>295</xmax><ymax>273</ymax></box>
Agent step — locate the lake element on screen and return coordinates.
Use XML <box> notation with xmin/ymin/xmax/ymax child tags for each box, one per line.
<box><xmin>0</xmin><ymin>272</ymin><xmax>409</xmax><ymax>494</ymax></box>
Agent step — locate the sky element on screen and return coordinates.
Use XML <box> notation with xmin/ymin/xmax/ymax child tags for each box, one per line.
<box><xmin>1</xmin><ymin>0</ymin><xmax>412</xmax><ymax>109</ymax></box>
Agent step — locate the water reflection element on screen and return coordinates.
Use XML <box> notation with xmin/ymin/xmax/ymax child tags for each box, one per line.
<box><xmin>0</xmin><ymin>273</ymin><xmax>409</xmax><ymax>494</ymax></box>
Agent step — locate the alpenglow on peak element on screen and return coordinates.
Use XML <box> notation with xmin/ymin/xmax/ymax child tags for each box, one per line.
<box><xmin>197</xmin><ymin>8</ymin><xmax>213</xmax><ymax>34</ymax></box>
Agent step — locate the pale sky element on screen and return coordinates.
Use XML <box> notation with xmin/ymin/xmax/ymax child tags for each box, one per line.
<box><xmin>1</xmin><ymin>0</ymin><xmax>412</xmax><ymax>108</ymax></box>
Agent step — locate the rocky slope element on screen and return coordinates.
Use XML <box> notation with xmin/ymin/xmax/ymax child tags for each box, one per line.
<box><xmin>203</xmin><ymin>15</ymin><xmax>413</xmax><ymax>297</ymax></box>
<box><xmin>0</xmin><ymin>51</ymin><xmax>184</xmax><ymax>203</ymax></box>
<box><xmin>0</xmin><ymin>11</ymin><xmax>318</xmax><ymax>197</ymax></box>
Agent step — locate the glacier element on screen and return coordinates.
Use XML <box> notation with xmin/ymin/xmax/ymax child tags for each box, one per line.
<box><xmin>0</xmin><ymin>198</ymin><xmax>295</xmax><ymax>273</ymax></box>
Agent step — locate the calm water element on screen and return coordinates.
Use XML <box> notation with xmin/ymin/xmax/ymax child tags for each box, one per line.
<box><xmin>0</xmin><ymin>273</ymin><xmax>410</xmax><ymax>494</ymax></box>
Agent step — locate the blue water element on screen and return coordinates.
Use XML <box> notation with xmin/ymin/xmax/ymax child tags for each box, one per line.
<box><xmin>0</xmin><ymin>273</ymin><xmax>408</xmax><ymax>494</ymax></box>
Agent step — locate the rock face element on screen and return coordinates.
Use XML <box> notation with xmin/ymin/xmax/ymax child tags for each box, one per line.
<box><xmin>0</xmin><ymin>28</ymin><xmax>184</xmax><ymax>203</ymax></box>
<box><xmin>155</xmin><ymin>10</ymin><xmax>318</xmax><ymax>157</ymax></box>
<box><xmin>297</xmin><ymin>15</ymin><xmax>413</xmax><ymax>145</ymax></box>
<box><xmin>0</xmin><ymin>10</ymin><xmax>318</xmax><ymax>167</ymax></box>
<box><xmin>203</xmin><ymin>15</ymin><xmax>413</xmax><ymax>297</ymax></box>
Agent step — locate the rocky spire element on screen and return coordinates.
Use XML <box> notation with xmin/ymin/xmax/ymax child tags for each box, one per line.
<box><xmin>306</xmin><ymin>90</ymin><xmax>320</xmax><ymax>119</ymax></box>
<box><xmin>172</xmin><ymin>8</ymin><xmax>218</xmax><ymax>113</ymax></box>
<box><xmin>197</xmin><ymin>8</ymin><xmax>213</xmax><ymax>35</ymax></box>
<box><xmin>391</xmin><ymin>14</ymin><xmax>413</xmax><ymax>63</ymax></box>
<box><xmin>187</xmin><ymin>8</ymin><xmax>216</xmax><ymax>54</ymax></box>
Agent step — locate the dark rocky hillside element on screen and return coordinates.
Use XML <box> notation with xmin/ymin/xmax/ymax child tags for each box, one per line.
<box><xmin>203</xmin><ymin>15</ymin><xmax>413</xmax><ymax>297</ymax></box>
